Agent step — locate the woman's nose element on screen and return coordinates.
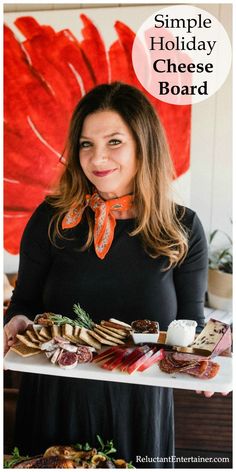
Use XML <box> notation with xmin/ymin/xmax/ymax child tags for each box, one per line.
<box><xmin>91</xmin><ymin>146</ymin><xmax>108</xmax><ymax>164</ymax></box>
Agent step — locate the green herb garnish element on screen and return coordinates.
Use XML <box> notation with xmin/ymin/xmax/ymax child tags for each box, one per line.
<box><xmin>4</xmin><ymin>447</ymin><xmax>29</xmax><ymax>468</ymax></box>
<box><xmin>46</xmin><ymin>314</ymin><xmax>78</xmax><ymax>326</ymax></box>
<box><xmin>73</xmin><ymin>303</ymin><xmax>95</xmax><ymax>329</ymax></box>
<box><xmin>44</xmin><ymin>303</ymin><xmax>94</xmax><ymax>329</ymax></box>
<box><xmin>127</xmin><ymin>461</ymin><xmax>135</xmax><ymax>468</ymax></box>
<box><xmin>96</xmin><ymin>435</ymin><xmax>117</xmax><ymax>457</ymax></box>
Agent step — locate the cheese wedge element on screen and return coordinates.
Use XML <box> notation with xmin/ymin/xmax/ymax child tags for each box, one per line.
<box><xmin>191</xmin><ymin>318</ymin><xmax>232</xmax><ymax>356</ymax></box>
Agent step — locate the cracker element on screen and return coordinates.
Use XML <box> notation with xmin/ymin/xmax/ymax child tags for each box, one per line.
<box><xmin>100</xmin><ymin>321</ymin><xmax>128</xmax><ymax>336</ymax></box>
<box><xmin>10</xmin><ymin>342</ymin><xmax>41</xmax><ymax>357</ymax></box>
<box><xmin>39</xmin><ymin>326</ymin><xmax>52</xmax><ymax>340</ymax></box>
<box><xmin>79</xmin><ymin>327</ymin><xmax>101</xmax><ymax>350</ymax></box>
<box><xmin>33</xmin><ymin>325</ymin><xmax>48</xmax><ymax>341</ymax></box>
<box><xmin>63</xmin><ymin>334</ymin><xmax>82</xmax><ymax>344</ymax></box>
<box><xmin>51</xmin><ymin>325</ymin><xmax>61</xmax><ymax>337</ymax></box>
<box><xmin>62</xmin><ymin>323</ymin><xmax>74</xmax><ymax>337</ymax></box>
<box><xmin>16</xmin><ymin>334</ymin><xmax>40</xmax><ymax>349</ymax></box>
<box><xmin>88</xmin><ymin>330</ymin><xmax>117</xmax><ymax>346</ymax></box>
<box><xmin>74</xmin><ymin>326</ymin><xmax>81</xmax><ymax>337</ymax></box>
<box><xmin>26</xmin><ymin>330</ymin><xmax>40</xmax><ymax>344</ymax></box>
<box><xmin>95</xmin><ymin>324</ymin><xmax>126</xmax><ymax>340</ymax></box>
<box><xmin>94</xmin><ymin>327</ymin><xmax>124</xmax><ymax>344</ymax></box>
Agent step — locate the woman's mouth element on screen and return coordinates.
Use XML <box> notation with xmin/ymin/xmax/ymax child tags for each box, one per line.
<box><xmin>92</xmin><ymin>169</ymin><xmax>116</xmax><ymax>177</ymax></box>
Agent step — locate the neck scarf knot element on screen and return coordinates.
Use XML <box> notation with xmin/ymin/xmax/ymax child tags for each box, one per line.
<box><xmin>62</xmin><ymin>192</ymin><xmax>134</xmax><ymax>259</ymax></box>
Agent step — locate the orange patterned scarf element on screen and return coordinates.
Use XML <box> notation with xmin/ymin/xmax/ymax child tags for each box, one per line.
<box><xmin>62</xmin><ymin>192</ymin><xmax>134</xmax><ymax>259</ymax></box>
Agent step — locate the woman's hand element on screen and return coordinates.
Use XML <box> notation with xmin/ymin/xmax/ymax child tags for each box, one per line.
<box><xmin>196</xmin><ymin>390</ymin><xmax>230</xmax><ymax>398</ymax></box>
<box><xmin>4</xmin><ymin>315</ymin><xmax>33</xmax><ymax>356</ymax></box>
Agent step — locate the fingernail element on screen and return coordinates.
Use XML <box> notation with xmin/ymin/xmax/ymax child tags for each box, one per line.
<box><xmin>204</xmin><ymin>392</ymin><xmax>214</xmax><ymax>398</ymax></box>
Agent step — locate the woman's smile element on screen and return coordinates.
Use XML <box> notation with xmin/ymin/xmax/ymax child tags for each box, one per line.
<box><xmin>92</xmin><ymin>169</ymin><xmax>117</xmax><ymax>177</ymax></box>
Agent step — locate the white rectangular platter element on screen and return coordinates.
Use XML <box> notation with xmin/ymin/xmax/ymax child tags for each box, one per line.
<box><xmin>4</xmin><ymin>350</ymin><xmax>232</xmax><ymax>393</ymax></box>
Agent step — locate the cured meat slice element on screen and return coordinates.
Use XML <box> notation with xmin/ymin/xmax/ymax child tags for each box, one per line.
<box><xmin>58</xmin><ymin>351</ymin><xmax>78</xmax><ymax>369</ymax></box>
<box><xmin>182</xmin><ymin>361</ymin><xmax>209</xmax><ymax>376</ymax></box>
<box><xmin>77</xmin><ymin>346</ymin><xmax>93</xmax><ymax>363</ymax></box>
<box><xmin>159</xmin><ymin>355</ymin><xmax>177</xmax><ymax>374</ymax></box>
<box><xmin>127</xmin><ymin>348</ymin><xmax>156</xmax><ymax>374</ymax></box>
<box><xmin>159</xmin><ymin>353</ymin><xmax>221</xmax><ymax>380</ymax></box>
<box><xmin>51</xmin><ymin>347</ymin><xmax>62</xmax><ymax>364</ymax></box>
<box><xmin>102</xmin><ymin>348</ymin><xmax>133</xmax><ymax>370</ymax></box>
<box><xmin>41</xmin><ymin>339</ymin><xmax>58</xmax><ymax>351</ymax></box>
<box><xmin>159</xmin><ymin>352</ymin><xmax>197</xmax><ymax>374</ymax></box>
<box><xmin>172</xmin><ymin>351</ymin><xmax>210</xmax><ymax>362</ymax></box>
<box><xmin>199</xmin><ymin>361</ymin><xmax>220</xmax><ymax>379</ymax></box>
<box><xmin>61</xmin><ymin>344</ymin><xmax>78</xmax><ymax>352</ymax></box>
<box><xmin>45</xmin><ymin>350</ymin><xmax>55</xmax><ymax>359</ymax></box>
<box><xmin>93</xmin><ymin>347</ymin><xmax>119</xmax><ymax>363</ymax></box>
<box><xmin>138</xmin><ymin>349</ymin><xmax>165</xmax><ymax>371</ymax></box>
<box><xmin>119</xmin><ymin>346</ymin><xmax>150</xmax><ymax>372</ymax></box>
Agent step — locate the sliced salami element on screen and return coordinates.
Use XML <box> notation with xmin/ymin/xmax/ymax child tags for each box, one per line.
<box><xmin>185</xmin><ymin>360</ymin><xmax>209</xmax><ymax>376</ymax></box>
<box><xmin>58</xmin><ymin>351</ymin><xmax>78</xmax><ymax>369</ymax></box>
<box><xmin>160</xmin><ymin>353</ymin><xmax>199</xmax><ymax>374</ymax></box>
<box><xmin>172</xmin><ymin>351</ymin><xmax>209</xmax><ymax>362</ymax></box>
<box><xmin>200</xmin><ymin>361</ymin><xmax>220</xmax><ymax>379</ymax></box>
<box><xmin>77</xmin><ymin>346</ymin><xmax>93</xmax><ymax>363</ymax></box>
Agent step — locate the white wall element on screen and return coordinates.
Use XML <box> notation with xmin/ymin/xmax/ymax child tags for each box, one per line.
<box><xmin>4</xmin><ymin>3</ymin><xmax>232</xmax><ymax>273</ymax></box>
<box><xmin>190</xmin><ymin>4</ymin><xmax>232</xmax><ymax>244</ymax></box>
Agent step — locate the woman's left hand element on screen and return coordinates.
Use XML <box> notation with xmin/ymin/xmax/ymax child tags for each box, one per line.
<box><xmin>196</xmin><ymin>390</ymin><xmax>230</xmax><ymax>398</ymax></box>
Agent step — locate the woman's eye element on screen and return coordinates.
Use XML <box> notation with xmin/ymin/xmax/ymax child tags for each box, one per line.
<box><xmin>109</xmin><ymin>139</ymin><xmax>121</xmax><ymax>146</ymax></box>
<box><xmin>79</xmin><ymin>141</ymin><xmax>92</xmax><ymax>149</ymax></box>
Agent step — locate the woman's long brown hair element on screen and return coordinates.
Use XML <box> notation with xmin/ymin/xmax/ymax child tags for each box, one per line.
<box><xmin>46</xmin><ymin>82</ymin><xmax>188</xmax><ymax>268</ymax></box>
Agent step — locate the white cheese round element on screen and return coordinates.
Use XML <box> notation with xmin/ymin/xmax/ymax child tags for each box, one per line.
<box><xmin>165</xmin><ymin>319</ymin><xmax>197</xmax><ymax>347</ymax></box>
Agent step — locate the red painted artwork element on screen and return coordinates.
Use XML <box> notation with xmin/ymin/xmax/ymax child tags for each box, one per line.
<box><xmin>4</xmin><ymin>15</ymin><xmax>191</xmax><ymax>255</ymax></box>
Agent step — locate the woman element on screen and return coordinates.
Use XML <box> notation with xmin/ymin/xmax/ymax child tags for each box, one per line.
<box><xmin>4</xmin><ymin>82</ymin><xmax>208</xmax><ymax>467</ymax></box>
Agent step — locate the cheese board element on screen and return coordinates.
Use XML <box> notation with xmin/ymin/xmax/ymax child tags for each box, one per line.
<box><xmin>4</xmin><ymin>348</ymin><xmax>232</xmax><ymax>393</ymax></box>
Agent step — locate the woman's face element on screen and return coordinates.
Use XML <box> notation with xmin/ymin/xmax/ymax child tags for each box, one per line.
<box><xmin>79</xmin><ymin>110</ymin><xmax>138</xmax><ymax>199</ymax></box>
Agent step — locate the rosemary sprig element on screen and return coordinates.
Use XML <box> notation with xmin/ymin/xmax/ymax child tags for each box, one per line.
<box><xmin>43</xmin><ymin>304</ymin><xmax>95</xmax><ymax>329</ymax></box>
<box><xmin>47</xmin><ymin>314</ymin><xmax>78</xmax><ymax>326</ymax></box>
<box><xmin>73</xmin><ymin>303</ymin><xmax>95</xmax><ymax>329</ymax></box>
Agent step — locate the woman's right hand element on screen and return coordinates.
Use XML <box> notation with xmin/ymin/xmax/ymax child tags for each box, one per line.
<box><xmin>4</xmin><ymin>315</ymin><xmax>33</xmax><ymax>356</ymax></box>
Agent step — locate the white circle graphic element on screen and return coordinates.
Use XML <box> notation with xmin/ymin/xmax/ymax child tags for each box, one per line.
<box><xmin>132</xmin><ymin>5</ymin><xmax>232</xmax><ymax>105</ymax></box>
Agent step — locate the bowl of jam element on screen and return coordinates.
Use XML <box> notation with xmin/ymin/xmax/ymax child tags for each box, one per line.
<box><xmin>131</xmin><ymin>319</ymin><xmax>160</xmax><ymax>344</ymax></box>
